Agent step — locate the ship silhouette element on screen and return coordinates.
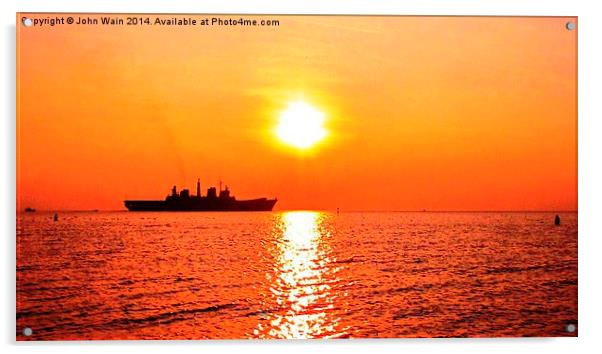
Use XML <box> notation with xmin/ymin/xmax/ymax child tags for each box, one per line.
<box><xmin>124</xmin><ymin>179</ymin><xmax>277</xmax><ymax>211</ymax></box>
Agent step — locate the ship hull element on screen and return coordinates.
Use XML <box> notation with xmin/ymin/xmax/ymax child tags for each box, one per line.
<box><xmin>124</xmin><ymin>198</ymin><xmax>277</xmax><ymax>212</ymax></box>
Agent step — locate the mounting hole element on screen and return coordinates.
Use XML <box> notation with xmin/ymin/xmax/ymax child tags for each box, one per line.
<box><xmin>22</xmin><ymin>17</ymin><xmax>33</xmax><ymax>27</ymax></box>
<box><xmin>23</xmin><ymin>327</ymin><xmax>33</xmax><ymax>336</ymax></box>
<box><xmin>566</xmin><ymin>323</ymin><xmax>576</xmax><ymax>333</ymax></box>
<box><xmin>566</xmin><ymin>22</ymin><xmax>576</xmax><ymax>31</ymax></box>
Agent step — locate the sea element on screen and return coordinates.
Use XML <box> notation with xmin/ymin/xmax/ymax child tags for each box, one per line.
<box><xmin>16</xmin><ymin>211</ymin><xmax>578</xmax><ymax>340</ymax></box>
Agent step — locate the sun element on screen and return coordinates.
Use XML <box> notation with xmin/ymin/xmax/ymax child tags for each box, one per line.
<box><xmin>275</xmin><ymin>101</ymin><xmax>327</xmax><ymax>149</ymax></box>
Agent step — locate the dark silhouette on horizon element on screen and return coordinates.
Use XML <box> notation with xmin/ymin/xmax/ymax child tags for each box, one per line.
<box><xmin>124</xmin><ymin>178</ymin><xmax>277</xmax><ymax>212</ymax></box>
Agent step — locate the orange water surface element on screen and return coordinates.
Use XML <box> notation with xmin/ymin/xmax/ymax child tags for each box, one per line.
<box><xmin>16</xmin><ymin>211</ymin><xmax>577</xmax><ymax>339</ymax></box>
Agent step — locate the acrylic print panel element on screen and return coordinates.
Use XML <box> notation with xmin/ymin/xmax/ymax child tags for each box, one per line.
<box><xmin>16</xmin><ymin>14</ymin><xmax>577</xmax><ymax>340</ymax></box>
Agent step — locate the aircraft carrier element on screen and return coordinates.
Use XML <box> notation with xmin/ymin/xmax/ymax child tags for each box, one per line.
<box><xmin>124</xmin><ymin>179</ymin><xmax>277</xmax><ymax>211</ymax></box>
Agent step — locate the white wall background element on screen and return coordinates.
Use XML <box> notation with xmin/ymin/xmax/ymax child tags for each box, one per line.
<box><xmin>2</xmin><ymin>1</ymin><xmax>600</xmax><ymax>353</ymax></box>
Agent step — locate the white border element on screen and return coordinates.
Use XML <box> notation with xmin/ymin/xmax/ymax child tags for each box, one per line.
<box><xmin>3</xmin><ymin>1</ymin><xmax>601</xmax><ymax>353</ymax></box>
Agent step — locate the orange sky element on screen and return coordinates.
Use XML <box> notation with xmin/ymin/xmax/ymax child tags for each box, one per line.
<box><xmin>17</xmin><ymin>15</ymin><xmax>577</xmax><ymax>211</ymax></box>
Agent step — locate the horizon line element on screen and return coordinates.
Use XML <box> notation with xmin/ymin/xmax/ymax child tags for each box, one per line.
<box><xmin>16</xmin><ymin>209</ymin><xmax>578</xmax><ymax>213</ymax></box>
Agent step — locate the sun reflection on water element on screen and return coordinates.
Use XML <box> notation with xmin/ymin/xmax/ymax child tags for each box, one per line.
<box><xmin>255</xmin><ymin>211</ymin><xmax>342</xmax><ymax>338</ymax></box>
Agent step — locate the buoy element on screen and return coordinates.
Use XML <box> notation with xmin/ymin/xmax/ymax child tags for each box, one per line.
<box><xmin>53</xmin><ymin>213</ymin><xmax>58</xmax><ymax>222</ymax></box>
<box><xmin>554</xmin><ymin>215</ymin><xmax>560</xmax><ymax>226</ymax></box>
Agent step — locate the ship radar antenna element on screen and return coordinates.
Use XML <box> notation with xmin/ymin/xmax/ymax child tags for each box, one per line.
<box><xmin>219</xmin><ymin>177</ymin><xmax>222</xmax><ymax>192</ymax></box>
